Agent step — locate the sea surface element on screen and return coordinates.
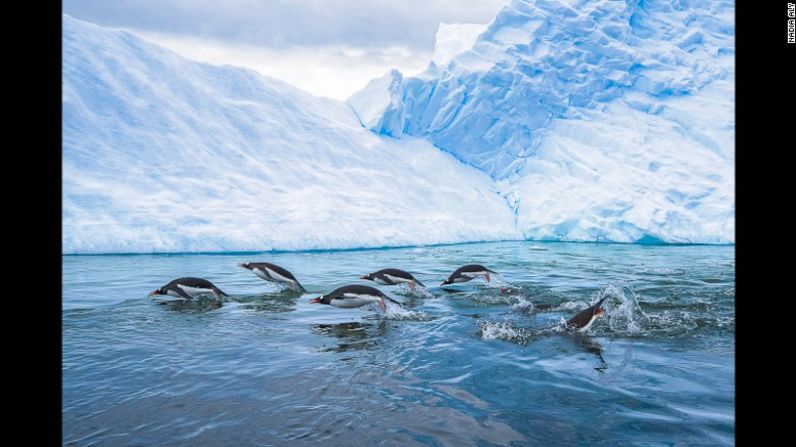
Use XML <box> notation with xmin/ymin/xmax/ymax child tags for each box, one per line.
<box><xmin>63</xmin><ymin>241</ymin><xmax>735</xmax><ymax>446</ymax></box>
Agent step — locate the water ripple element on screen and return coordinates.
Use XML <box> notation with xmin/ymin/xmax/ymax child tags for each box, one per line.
<box><xmin>63</xmin><ymin>241</ymin><xmax>734</xmax><ymax>446</ymax></box>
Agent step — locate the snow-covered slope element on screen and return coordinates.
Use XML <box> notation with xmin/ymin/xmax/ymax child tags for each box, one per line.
<box><xmin>349</xmin><ymin>0</ymin><xmax>734</xmax><ymax>244</ymax></box>
<box><xmin>62</xmin><ymin>15</ymin><xmax>520</xmax><ymax>253</ymax></box>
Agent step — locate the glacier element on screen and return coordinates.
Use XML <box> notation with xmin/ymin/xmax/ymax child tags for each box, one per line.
<box><xmin>63</xmin><ymin>0</ymin><xmax>734</xmax><ymax>253</ymax></box>
<box><xmin>62</xmin><ymin>15</ymin><xmax>520</xmax><ymax>253</ymax></box>
<box><xmin>348</xmin><ymin>0</ymin><xmax>734</xmax><ymax>244</ymax></box>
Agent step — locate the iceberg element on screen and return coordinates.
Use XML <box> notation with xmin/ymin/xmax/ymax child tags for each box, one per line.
<box><xmin>62</xmin><ymin>15</ymin><xmax>520</xmax><ymax>253</ymax></box>
<box><xmin>63</xmin><ymin>0</ymin><xmax>735</xmax><ymax>253</ymax></box>
<box><xmin>348</xmin><ymin>0</ymin><xmax>734</xmax><ymax>244</ymax></box>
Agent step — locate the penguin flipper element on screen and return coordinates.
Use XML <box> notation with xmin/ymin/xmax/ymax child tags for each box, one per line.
<box><xmin>383</xmin><ymin>295</ymin><xmax>403</xmax><ymax>307</ymax></box>
<box><xmin>379</xmin><ymin>275</ymin><xmax>397</xmax><ymax>285</ymax></box>
<box><xmin>172</xmin><ymin>285</ymin><xmax>193</xmax><ymax>300</ymax></box>
<box><xmin>214</xmin><ymin>288</ymin><xmax>229</xmax><ymax>299</ymax></box>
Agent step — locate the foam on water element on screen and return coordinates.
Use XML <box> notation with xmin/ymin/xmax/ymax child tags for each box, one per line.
<box><xmin>381</xmin><ymin>306</ymin><xmax>435</xmax><ymax>321</ymax></box>
<box><xmin>477</xmin><ymin>319</ymin><xmax>532</xmax><ymax>344</ymax></box>
<box><xmin>393</xmin><ymin>283</ymin><xmax>436</xmax><ymax>299</ymax></box>
<box><xmin>511</xmin><ymin>297</ymin><xmax>534</xmax><ymax>314</ymax></box>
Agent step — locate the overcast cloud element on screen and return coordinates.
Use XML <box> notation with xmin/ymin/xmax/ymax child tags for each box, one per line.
<box><xmin>63</xmin><ymin>0</ymin><xmax>506</xmax><ymax>99</ymax></box>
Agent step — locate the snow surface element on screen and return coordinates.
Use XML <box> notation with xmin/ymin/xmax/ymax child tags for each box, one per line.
<box><xmin>432</xmin><ymin>23</ymin><xmax>488</xmax><ymax>66</ymax></box>
<box><xmin>62</xmin><ymin>15</ymin><xmax>520</xmax><ymax>253</ymax></box>
<box><xmin>348</xmin><ymin>0</ymin><xmax>734</xmax><ymax>244</ymax></box>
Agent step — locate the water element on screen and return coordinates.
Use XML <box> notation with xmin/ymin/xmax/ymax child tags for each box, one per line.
<box><xmin>63</xmin><ymin>241</ymin><xmax>735</xmax><ymax>446</ymax></box>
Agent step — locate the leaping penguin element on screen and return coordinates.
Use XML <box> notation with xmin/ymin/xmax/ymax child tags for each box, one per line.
<box><xmin>441</xmin><ymin>264</ymin><xmax>498</xmax><ymax>285</ymax></box>
<box><xmin>565</xmin><ymin>298</ymin><xmax>607</xmax><ymax>332</ymax></box>
<box><xmin>309</xmin><ymin>285</ymin><xmax>401</xmax><ymax>311</ymax></box>
<box><xmin>149</xmin><ymin>277</ymin><xmax>228</xmax><ymax>300</ymax></box>
<box><xmin>238</xmin><ymin>262</ymin><xmax>306</xmax><ymax>292</ymax></box>
<box><xmin>360</xmin><ymin>268</ymin><xmax>425</xmax><ymax>290</ymax></box>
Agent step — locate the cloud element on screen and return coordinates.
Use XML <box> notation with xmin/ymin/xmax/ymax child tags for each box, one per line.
<box><xmin>63</xmin><ymin>0</ymin><xmax>506</xmax><ymax>49</ymax></box>
<box><xmin>134</xmin><ymin>31</ymin><xmax>431</xmax><ymax>100</ymax></box>
<box><xmin>63</xmin><ymin>0</ymin><xmax>506</xmax><ymax>98</ymax></box>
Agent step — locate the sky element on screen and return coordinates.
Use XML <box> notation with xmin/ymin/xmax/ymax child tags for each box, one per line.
<box><xmin>63</xmin><ymin>0</ymin><xmax>506</xmax><ymax>100</ymax></box>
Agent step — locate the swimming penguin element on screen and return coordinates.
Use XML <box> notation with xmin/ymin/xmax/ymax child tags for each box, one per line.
<box><xmin>308</xmin><ymin>285</ymin><xmax>401</xmax><ymax>311</ymax></box>
<box><xmin>441</xmin><ymin>264</ymin><xmax>498</xmax><ymax>285</ymax></box>
<box><xmin>237</xmin><ymin>262</ymin><xmax>306</xmax><ymax>292</ymax></box>
<box><xmin>149</xmin><ymin>277</ymin><xmax>228</xmax><ymax>300</ymax></box>
<box><xmin>360</xmin><ymin>268</ymin><xmax>425</xmax><ymax>289</ymax></box>
<box><xmin>565</xmin><ymin>298</ymin><xmax>607</xmax><ymax>332</ymax></box>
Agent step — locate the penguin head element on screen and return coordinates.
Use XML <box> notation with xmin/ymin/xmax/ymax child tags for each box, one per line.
<box><xmin>441</xmin><ymin>278</ymin><xmax>452</xmax><ymax>285</ymax></box>
<box><xmin>360</xmin><ymin>273</ymin><xmax>373</xmax><ymax>281</ymax></box>
<box><xmin>148</xmin><ymin>288</ymin><xmax>164</xmax><ymax>296</ymax></box>
<box><xmin>593</xmin><ymin>298</ymin><xmax>607</xmax><ymax>317</ymax></box>
<box><xmin>237</xmin><ymin>262</ymin><xmax>250</xmax><ymax>269</ymax></box>
<box><xmin>309</xmin><ymin>295</ymin><xmax>327</xmax><ymax>305</ymax></box>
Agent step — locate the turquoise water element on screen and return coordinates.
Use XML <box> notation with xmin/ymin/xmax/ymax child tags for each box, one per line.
<box><xmin>63</xmin><ymin>241</ymin><xmax>735</xmax><ymax>446</ymax></box>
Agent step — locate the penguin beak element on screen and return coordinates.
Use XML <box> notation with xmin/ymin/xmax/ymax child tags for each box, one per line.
<box><xmin>237</xmin><ymin>263</ymin><xmax>247</xmax><ymax>269</ymax></box>
<box><xmin>360</xmin><ymin>275</ymin><xmax>368</xmax><ymax>280</ymax></box>
<box><xmin>309</xmin><ymin>297</ymin><xmax>321</xmax><ymax>304</ymax></box>
<box><xmin>441</xmin><ymin>280</ymin><xmax>449</xmax><ymax>285</ymax></box>
<box><xmin>148</xmin><ymin>289</ymin><xmax>159</xmax><ymax>296</ymax></box>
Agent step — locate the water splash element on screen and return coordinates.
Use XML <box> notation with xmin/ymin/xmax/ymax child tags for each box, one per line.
<box><xmin>380</xmin><ymin>301</ymin><xmax>435</xmax><ymax>321</ymax></box>
<box><xmin>511</xmin><ymin>297</ymin><xmax>534</xmax><ymax>314</ymax></box>
<box><xmin>394</xmin><ymin>283</ymin><xmax>436</xmax><ymax>299</ymax></box>
<box><xmin>469</xmin><ymin>291</ymin><xmax>534</xmax><ymax>310</ymax></box>
<box><xmin>477</xmin><ymin>320</ymin><xmax>532</xmax><ymax>344</ymax></box>
<box><xmin>600</xmin><ymin>284</ymin><xmax>650</xmax><ymax>335</ymax></box>
<box><xmin>568</xmin><ymin>283</ymin><xmax>734</xmax><ymax>338</ymax></box>
<box><xmin>548</xmin><ymin>300</ymin><xmax>589</xmax><ymax>312</ymax></box>
<box><xmin>484</xmin><ymin>275</ymin><xmax>514</xmax><ymax>290</ymax></box>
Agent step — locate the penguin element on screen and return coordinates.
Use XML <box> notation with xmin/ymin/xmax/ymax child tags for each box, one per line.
<box><xmin>360</xmin><ymin>268</ymin><xmax>425</xmax><ymax>289</ymax></box>
<box><xmin>441</xmin><ymin>264</ymin><xmax>498</xmax><ymax>285</ymax></box>
<box><xmin>308</xmin><ymin>284</ymin><xmax>401</xmax><ymax>311</ymax></box>
<box><xmin>565</xmin><ymin>298</ymin><xmax>607</xmax><ymax>332</ymax></box>
<box><xmin>238</xmin><ymin>262</ymin><xmax>306</xmax><ymax>292</ymax></box>
<box><xmin>149</xmin><ymin>277</ymin><xmax>228</xmax><ymax>300</ymax></box>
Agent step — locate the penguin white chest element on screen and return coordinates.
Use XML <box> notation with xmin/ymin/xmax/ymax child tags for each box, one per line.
<box><xmin>384</xmin><ymin>274</ymin><xmax>411</xmax><ymax>284</ymax></box>
<box><xmin>262</xmin><ymin>268</ymin><xmax>295</xmax><ymax>286</ymax></box>
<box><xmin>331</xmin><ymin>294</ymin><xmax>381</xmax><ymax>308</ymax></box>
<box><xmin>177</xmin><ymin>284</ymin><xmax>215</xmax><ymax>297</ymax></box>
<box><xmin>253</xmin><ymin>268</ymin><xmax>271</xmax><ymax>281</ymax></box>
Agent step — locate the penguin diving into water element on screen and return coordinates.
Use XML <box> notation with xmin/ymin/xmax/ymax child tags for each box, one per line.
<box><xmin>149</xmin><ymin>277</ymin><xmax>228</xmax><ymax>300</ymax></box>
<box><xmin>441</xmin><ymin>264</ymin><xmax>498</xmax><ymax>285</ymax></box>
<box><xmin>360</xmin><ymin>268</ymin><xmax>425</xmax><ymax>290</ymax></box>
<box><xmin>309</xmin><ymin>285</ymin><xmax>401</xmax><ymax>311</ymax></box>
<box><xmin>238</xmin><ymin>262</ymin><xmax>307</xmax><ymax>292</ymax></box>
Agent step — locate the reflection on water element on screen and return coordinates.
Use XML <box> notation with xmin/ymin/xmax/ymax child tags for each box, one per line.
<box><xmin>233</xmin><ymin>292</ymin><xmax>301</xmax><ymax>313</ymax></box>
<box><xmin>153</xmin><ymin>296</ymin><xmax>224</xmax><ymax>313</ymax></box>
<box><xmin>63</xmin><ymin>241</ymin><xmax>734</xmax><ymax>446</ymax></box>
<box><xmin>312</xmin><ymin>321</ymin><xmax>387</xmax><ymax>352</ymax></box>
<box><xmin>565</xmin><ymin>334</ymin><xmax>607</xmax><ymax>372</ymax></box>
